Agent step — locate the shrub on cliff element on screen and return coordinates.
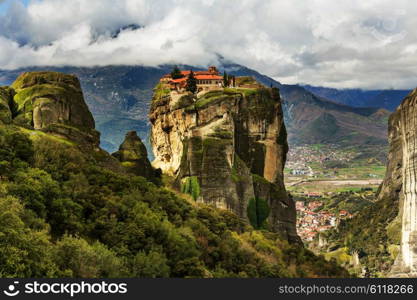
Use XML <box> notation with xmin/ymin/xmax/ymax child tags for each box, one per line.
<box><xmin>186</xmin><ymin>71</ymin><xmax>197</xmax><ymax>94</ymax></box>
<box><xmin>170</xmin><ymin>66</ymin><xmax>183</xmax><ymax>79</ymax></box>
<box><xmin>181</xmin><ymin>176</ymin><xmax>200</xmax><ymax>201</ymax></box>
<box><xmin>247</xmin><ymin>198</ymin><xmax>270</xmax><ymax>229</ymax></box>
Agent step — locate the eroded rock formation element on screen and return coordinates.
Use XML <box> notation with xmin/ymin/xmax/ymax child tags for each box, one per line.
<box><xmin>150</xmin><ymin>84</ymin><xmax>299</xmax><ymax>242</ymax></box>
<box><xmin>112</xmin><ymin>131</ymin><xmax>157</xmax><ymax>180</ymax></box>
<box><xmin>388</xmin><ymin>88</ymin><xmax>417</xmax><ymax>277</ymax></box>
<box><xmin>2</xmin><ymin>71</ymin><xmax>99</xmax><ymax>146</ymax></box>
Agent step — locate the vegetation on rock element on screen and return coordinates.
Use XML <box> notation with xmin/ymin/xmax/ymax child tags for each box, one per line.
<box><xmin>181</xmin><ymin>176</ymin><xmax>201</xmax><ymax>201</ymax></box>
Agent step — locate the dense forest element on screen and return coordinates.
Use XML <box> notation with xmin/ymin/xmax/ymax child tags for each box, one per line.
<box><xmin>0</xmin><ymin>123</ymin><xmax>349</xmax><ymax>278</ymax></box>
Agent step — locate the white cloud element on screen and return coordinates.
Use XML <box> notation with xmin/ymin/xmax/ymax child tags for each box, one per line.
<box><xmin>0</xmin><ymin>0</ymin><xmax>417</xmax><ymax>89</ymax></box>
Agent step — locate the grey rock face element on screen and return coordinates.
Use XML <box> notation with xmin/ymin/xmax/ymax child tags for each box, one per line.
<box><xmin>389</xmin><ymin>88</ymin><xmax>417</xmax><ymax>277</ymax></box>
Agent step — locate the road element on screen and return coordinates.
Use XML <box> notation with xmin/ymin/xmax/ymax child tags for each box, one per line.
<box><xmin>287</xmin><ymin>179</ymin><xmax>383</xmax><ymax>187</ymax></box>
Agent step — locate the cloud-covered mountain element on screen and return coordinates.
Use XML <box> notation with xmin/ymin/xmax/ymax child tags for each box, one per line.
<box><xmin>0</xmin><ymin>0</ymin><xmax>417</xmax><ymax>89</ymax></box>
<box><xmin>302</xmin><ymin>85</ymin><xmax>411</xmax><ymax>111</ymax></box>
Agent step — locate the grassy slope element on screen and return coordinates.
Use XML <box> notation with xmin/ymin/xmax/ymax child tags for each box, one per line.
<box><xmin>323</xmin><ymin>192</ymin><xmax>399</xmax><ymax>277</ymax></box>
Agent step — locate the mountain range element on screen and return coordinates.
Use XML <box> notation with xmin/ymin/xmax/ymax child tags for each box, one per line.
<box><xmin>0</xmin><ymin>63</ymin><xmax>401</xmax><ymax>158</ymax></box>
<box><xmin>302</xmin><ymin>85</ymin><xmax>411</xmax><ymax>111</ymax></box>
<box><xmin>281</xmin><ymin>84</ymin><xmax>389</xmax><ymax>147</ymax></box>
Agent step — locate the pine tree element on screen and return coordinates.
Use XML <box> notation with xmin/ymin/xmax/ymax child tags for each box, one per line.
<box><xmin>271</xmin><ymin>87</ymin><xmax>280</xmax><ymax>101</ymax></box>
<box><xmin>186</xmin><ymin>71</ymin><xmax>197</xmax><ymax>94</ymax></box>
<box><xmin>247</xmin><ymin>197</ymin><xmax>270</xmax><ymax>229</ymax></box>
<box><xmin>171</xmin><ymin>65</ymin><xmax>183</xmax><ymax>79</ymax></box>
<box><xmin>223</xmin><ymin>71</ymin><xmax>229</xmax><ymax>87</ymax></box>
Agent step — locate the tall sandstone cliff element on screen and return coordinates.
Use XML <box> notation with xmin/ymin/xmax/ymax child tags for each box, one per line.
<box><xmin>386</xmin><ymin>88</ymin><xmax>417</xmax><ymax>277</ymax></box>
<box><xmin>0</xmin><ymin>71</ymin><xmax>99</xmax><ymax>147</ymax></box>
<box><xmin>149</xmin><ymin>84</ymin><xmax>299</xmax><ymax>242</ymax></box>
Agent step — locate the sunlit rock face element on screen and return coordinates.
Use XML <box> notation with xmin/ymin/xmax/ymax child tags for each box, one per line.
<box><xmin>6</xmin><ymin>71</ymin><xmax>100</xmax><ymax>147</ymax></box>
<box><xmin>390</xmin><ymin>88</ymin><xmax>417</xmax><ymax>277</ymax></box>
<box><xmin>149</xmin><ymin>84</ymin><xmax>300</xmax><ymax>242</ymax></box>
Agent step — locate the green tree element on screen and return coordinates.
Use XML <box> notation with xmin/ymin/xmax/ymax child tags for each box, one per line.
<box><xmin>8</xmin><ymin>168</ymin><xmax>60</xmax><ymax>219</ymax></box>
<box><xmin>132</xmin><ymin>249</ymin><xmax>170</xmax><ymax>277</ymax></box>
<box><xmin>0</xmin><ymin>128</ymin><xmax>34</xmax><ymax>177</ymax></box>
<box><xmin>181</xmin><ymin>176</ymin><xmax>200</xmax><ymax>201</ymax></box>
<box><xmin>247</xmin><ymin>198</ymin><xmax>258</xmax><ymax>229</ymax></box>
<box><xmin>186</xmin><ymin>71</ymin><xmax>197</xmax><ymax>94</ymax></box>
<box><xmin>170</xmin><ymin>65</ymin><xmax>183</xmax><ymax>79</ymax></box>
<box><xmin>0</xmin><ymin>196</ymin><xmax>58</xmax><ymax>277</ymax></box>
<box><xmin>223</xmin><ymin>71</ymin><xmax>229</xmax><ymax>87</ymax></box>
<box><xmin>247</xmin><ymin>198</ymin><xmax>270</xmax><ymax>229</ymax></box>
<box><xmin>6</xmin><ymin>131</ymin><xmax>34</xmax><ymax>162</ymax></box>
<box><xmin>271</xmin><ymin>86</ymin><xmax>280</xmax><ymax>101</ymax></box>
<box><xmin>53</xmin><ymin>235</ymin><xmax>126</xmax><ymax>277</ymax></box>
<box><xmin>256</xmin><ymin>198</ymin><xmax>270</xmax><ymax>229</ymax></box>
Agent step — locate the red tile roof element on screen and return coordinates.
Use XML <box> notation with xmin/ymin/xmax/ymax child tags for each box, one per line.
<box><xmin>195</xmin><ymin>74</ymin><xmax>222</xmax><ymax>80</ymax></box>
<box><xmin>164</xmin><ymin>67</ymin><xmax>220</xmax><ymax>81</ymax></box>
<box><xmin>171</xmin><ymin>78</ymin><xmax>186</xmax><ymax>83</ymax></box>
<box><xmin>181</xmin><ymin>70</ymin><xmax>218</xmax><ymax>76</ymax></box>
<box><xmin>169</xmin><ymin>74</ymin><xmax>222</xmax><ymax>83</ymax></box>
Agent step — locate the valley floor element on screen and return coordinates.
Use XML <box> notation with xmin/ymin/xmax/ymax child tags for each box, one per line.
<box><xmin>285</xmin><ymin>143</ymin><xmax>387</xmax><ymax>275</ymax></box>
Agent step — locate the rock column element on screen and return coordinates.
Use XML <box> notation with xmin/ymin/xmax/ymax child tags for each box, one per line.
<box><xmin>390</xmin><ymin>89</ymin><xmax>417</xmax><ymax>277</ymax></box>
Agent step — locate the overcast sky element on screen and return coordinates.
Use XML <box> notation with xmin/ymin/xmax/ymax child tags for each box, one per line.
<box><xmin>0</xmin><ymin>0</ymin><xmax>416</xmax><ymax>89</ymax></box>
